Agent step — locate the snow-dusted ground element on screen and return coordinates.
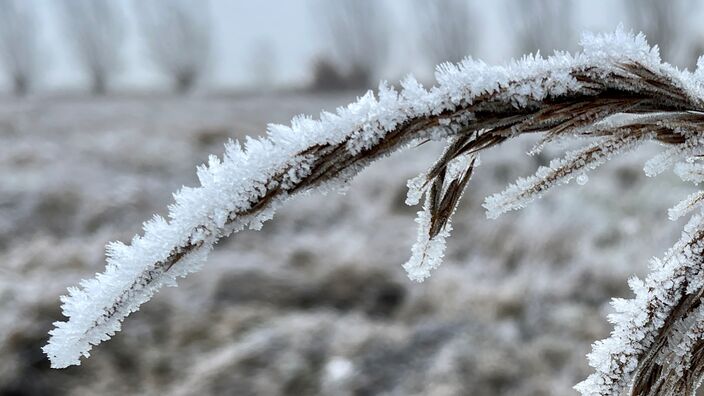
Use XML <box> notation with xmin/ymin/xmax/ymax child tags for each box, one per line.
<box><xmin>0</xmin><ymin>93</ymin><xmax>697</xmax><ymax>395</ymax></box>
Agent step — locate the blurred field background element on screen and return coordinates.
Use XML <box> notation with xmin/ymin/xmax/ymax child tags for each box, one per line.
<box><xmin>1</xmin><ymin>1</ymin><xmax>704</xmax><ymax>395</ymax></box>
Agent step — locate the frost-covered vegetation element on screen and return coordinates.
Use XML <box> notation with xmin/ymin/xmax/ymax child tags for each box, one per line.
<box><xmin>33</xmin><ymin>28</ymin><xmax>704</xmax><ymax>395</ymax></box>
<box><xmin>3</xmin><ymin>92</ymin><xmax>656</xmax><ymax>396</ymax></box>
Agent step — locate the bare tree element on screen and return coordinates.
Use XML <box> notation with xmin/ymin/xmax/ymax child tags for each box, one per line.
<box><xmin>136</xmin><ymin>0</ymin><xmax>211</xmax><ymax>94</ymax></box>
<box><xmin>413</xmin><ymin>0</ymin><xmax>477</xmax><ymax>67</ymax></box>
<box><xmin>59</xmin><ymin>0</ymin><xmax>124</xmax><ymax>95</ymax></box>
<box><xmin>313</xmin><ymin>0</ymin><xmax>389</xmax><ymax>89</ymax></box>
<box><xmin>624</xmin><ymin>0</ymin><xmax>697</xmax><ymax>66</ymax></box>
<box><xmin>0</xmin><ymin>0</ymin><xmax>41</xmax><ymax>96</ymax></box>
<box><xmin>508</xmin><ymin>0</ymin><xmax>573</xmax><ymax>55</ymax></box>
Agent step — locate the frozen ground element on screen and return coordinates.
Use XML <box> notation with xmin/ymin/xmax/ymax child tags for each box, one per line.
<box><xmin>0</xmin><ymin>93</ymin><xmax>698</xmax><ymax>395</ymax></box>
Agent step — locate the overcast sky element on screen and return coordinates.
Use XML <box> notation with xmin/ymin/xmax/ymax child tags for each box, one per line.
<box><xmin>8</xmin><ymin>0</ymin><xmax>703</xmax><ymax>92</ymax></box>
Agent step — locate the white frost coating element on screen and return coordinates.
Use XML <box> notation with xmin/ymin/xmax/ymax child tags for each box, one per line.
<box><xmin>657</xmin><ymin>300</ymin><xmax>704</xmax><ymax>381</ymax></box>
<box><xmin>44</xmin><ymin>26</ymin><xmax>702</xmax><ymax>369</ymax></box>
<box><xmin>675</xmin><ymin>162</ymin><xmax>704</xmax><ymax>185</ymax></box>
<box><xmin>403</xmin><ymin>153</ymin><xmax>475</xmax><ymax>282</ymax></box>
<box><xmin>446</xmin><ymin>150</ymin><xmax>478</xmax><ymax>176</ymax></box>
<box><xmin>644</xmin><ymin>136</ymin><xmax>704</xmax><ymax>177</ymax></box>
<box><xmin>574</xmin><ymin>213</ymin><xmax>704</xmax><ymax>396</ymax></box>
<box><xmin>669</xmin><ymin>191</ymin><xmax>704</xmax><ymax>220</ymax></box>
<box><xmin>483</xmin><ymin>132</ymin><xmax>648</xmax><ymax>219</ymax></box>
<box><xmin>405</xmin><ymin>173</ymin><xmax>427</xmax><ymax>206</ymax></box>
<box><xmin>403</xmin><ymin>195</ymin><xmax>452</xmax><ymax>282</ymax></box>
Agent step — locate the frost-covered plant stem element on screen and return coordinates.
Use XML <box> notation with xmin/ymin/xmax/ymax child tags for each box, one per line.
<box><xmin>45</xmin><ymin>27</ymin><xmax>704</xmax><ymax>396</ymax></box>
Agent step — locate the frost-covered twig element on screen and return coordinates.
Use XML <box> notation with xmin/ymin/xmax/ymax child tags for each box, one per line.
<box><xmin>44</xmin><ymin>26</ymin><xmax>704</xmax><ymax>396</ymax></box>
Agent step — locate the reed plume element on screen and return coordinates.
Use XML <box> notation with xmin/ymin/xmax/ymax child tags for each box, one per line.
<box><xmin>44</xmin><ymin>28</ymin><xmax>704</xmax><ymax>395</ymax></box>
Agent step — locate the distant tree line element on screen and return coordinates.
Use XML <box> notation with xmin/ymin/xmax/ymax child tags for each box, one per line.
<box><xmin>310</xmin><ymin>0</ymin><xmax>701</xmax><ymax>91</ymax></box>
<box><xmin>0</xmin><ymin>0</ymin><xmax>210</xmax><ymax>96</ymax></box>
<box><xmin>0</xmin><ymin>0</ymin><xmax>699</xmax><ymax>96</ymax></box>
